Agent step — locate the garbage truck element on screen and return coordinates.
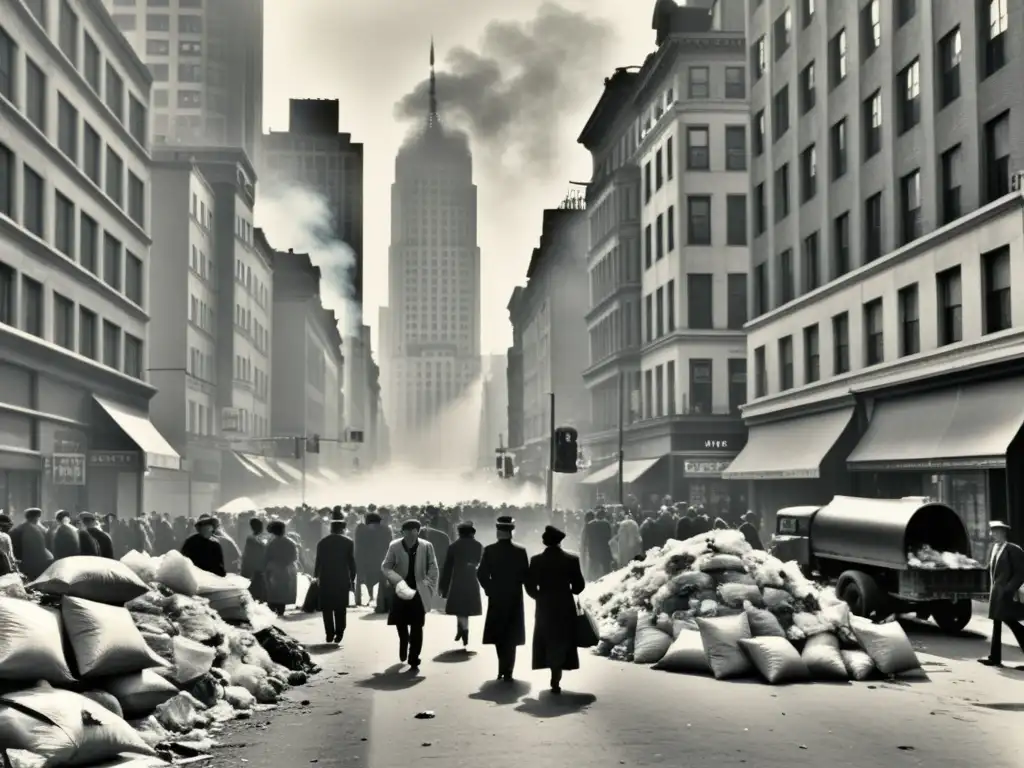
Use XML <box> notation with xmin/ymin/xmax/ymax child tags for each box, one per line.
<box><xmin>771</xmin><ymin>495</ymin><xmax>989</xmax><ymax>633</ymax></box>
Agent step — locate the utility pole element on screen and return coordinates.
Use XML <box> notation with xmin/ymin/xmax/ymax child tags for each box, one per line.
<box><xmin>299</xmin><ymin>437</ymin><xmax>307</xmax><ymax>508</ymax></box>
<box><xmin>546</xmin><ymin>392</ymin><xmax>555</xmax><ymax>513</ymax></box>
<box><xmin>617</xmin><ymin>370</ymin><xmax>625</xmax><ymax>506</ymax></box>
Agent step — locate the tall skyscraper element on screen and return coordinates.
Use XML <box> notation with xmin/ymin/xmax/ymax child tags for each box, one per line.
<box><xmin>381</xmin><ymin>41</ymin><xmax>482</xmax><ymax>463</ymax></box>
<box><xmin>103</xmin><ymin>0</ymin><xmax>263</xmax><ymax>162</ymax></box>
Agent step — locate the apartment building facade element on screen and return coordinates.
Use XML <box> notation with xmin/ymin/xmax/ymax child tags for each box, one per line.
<box><xmin>0</xmin><ymin>0</ymin><xmax>180</xmax><ymax>517</ymax></box>
<box><xmin>724</xmin><ymin>0</ymin><xmax>1024</xmax><ymax>550</ymax></box>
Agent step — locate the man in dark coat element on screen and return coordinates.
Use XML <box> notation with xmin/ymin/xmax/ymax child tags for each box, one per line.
<box><xmin>477</xmin><ymin>516</ymin><xmax>529</xmax><ymax>681</ymax></box>
<box><xmin>675</xmin><ymin>507</ymin><xmax>698</xmax><ymax>543</ymax></box>
<box><xmin>440</xmin><ymin>520</ymin><xmax>484</xmax><ymax>647</ymax></box>
<box><xmin>80</xmin><ymin>513</ymin><xmax>112</xmax><ymax>557</ymax></box>
<box><xmin>525</xmin><ymin>525</ymin><xmax>586</xmax><ymax>694</ymax></box>
<box><xmin>181</xmin><ymin>515</ymin><xmax>226</xmax><ymax>576</ymax></box>
<box><xmin>738</xmin><ymin>511</ymin><xmax>763</xmax><ymax>551</ymax></box>
<box><xmin>421</xmin><ymin>510</ymin><xmax>451</xmax><ymax>611</ymax></box>
<box><xmin>51</xmin><ymin>511</ymin><xmax>81</xmax><ymax>560</ymax></box>
<box><xmin>583</xmin><ymin>508</ymin><xmax>613</xmax><ymax>580</ymax></box>
<box><xmin>10</xmin><ymin>508</ymin><xmax>53</xmax><ymax>579</ymax></box>
<box><xmin>212</xmin><ymin>518</ymin><xmax>242</xmax><ymax>573</ymax></box>
<box><xmin>314</xmin><ymin>513</ymin><xmax>357</xmax><ymax>644</ymax></box>
<box><xmin>979</xmin><ymin>520</ymin><xmax>1024</xmax><ymax>667</ymax></box>
<box><xmin>355</xmin><ymin>512</ymin><xmax>390</xmax><ymax>608</ymax></box>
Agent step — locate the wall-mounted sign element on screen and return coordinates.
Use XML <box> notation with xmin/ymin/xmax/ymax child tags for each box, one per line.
<box><xmin>89</xmin><ymin>451</ymin><xmax>140</xmax><ymax>469</ymax></box>
<box><xmin>673</xmin><ymin>434</ymin><xmax>745</xmax><ymax>452</ymax></box>
<box><xmin>684</xmin><ymin>460</ymin><xmax>732</xmax><ymax>477</ymax></box>
<box><xmin>50</xmin><ymin>453</ymin><xmax>86</xmax><ymax>486</ymax></box>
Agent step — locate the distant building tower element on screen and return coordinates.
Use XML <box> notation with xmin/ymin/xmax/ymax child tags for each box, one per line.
<box><xmin>381</xmin><ymin>40</ymin><xmax>482</xmax><ymax>466</ymax></box>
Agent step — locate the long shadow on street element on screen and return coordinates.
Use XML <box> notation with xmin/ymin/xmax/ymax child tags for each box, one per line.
<box><xmin>354</xmin><ymin>662</ymin><xmax>425</xmax><ymax>691</ymax></box>
<box><xmin>514</xmin><ymin>690</ymin><xmax>596</xmax><ymax>718</ymax></box>
<box><xmin>468</xmin><ymin>679</ymin><xmax>531</xmax><ymax>705</ymax></box>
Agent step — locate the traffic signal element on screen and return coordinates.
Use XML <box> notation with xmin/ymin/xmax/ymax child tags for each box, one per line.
<box><xmin>502</xmin><ymin>455</ymin><xmax>514</xmax><ymax>478</ymax></box>
<box><xmin>306</xmin><ymin>435</ymin><xmax>320</xmax><ymax>454</ymax></box>
<box><xmin>552</xmin><ymin>426</ymin><xmax>579</xmax><ymax>474</ymax></box>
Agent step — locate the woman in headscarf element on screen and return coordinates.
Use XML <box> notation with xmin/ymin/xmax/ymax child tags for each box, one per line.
<box><xmin>612</xmin><ymin>515</ymin><xmax>644</xmax><ymax>566</ymax></box>
<box><xmin>264</xmin><ymin>520</ymin><xmax>299</xmax><ymax>616</ymax></box>
<box><xmin>439</xmin><ymin>520</ymin><xmax>483</xmax><ymax>648</ymax></box>
<box><xmin>524</xmin><ymin>525</ymin><xmax>586</xmax><ymax>694</ymax></box>
<box><xmin>241</xmin><ymin>517</ymin><xmax>268</xmax><ymax>602</ymax></box>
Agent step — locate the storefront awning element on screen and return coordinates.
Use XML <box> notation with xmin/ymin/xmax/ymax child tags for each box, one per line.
<box><xmin>270</xmin><ymin>458</ymin><xmax>303</xmax><ymax>482</ymax></box>
<box><xmin>847</xmin><ymin>378</ymin><xmax>1024</xmax><ymax>471</ymax></box>
<box><xmin>722</xmin><ymin>407</ymin><xmax>854</xmax><ymax>480</ymax></box>
<box><xmin>579</xmin><ymin>462</ymin><xmax>618</xmax><ymax>485</ymax></box>
<box><xmin>319</xmin><ymin>467</ymin><xmax>343</xmax><ymax>482</ymax></box>
<box><xmin>245</xmin><ymin>455</ymin><xmax>289</xmax><ymax>485</ymax></box>
<box><xmin>621</xmin><ymin>457</ymin><xmax>663</xmax><ymax>484</ymax></box>
<box><xmin>229</xmin><ymin>452</ymin><xmax>264</xmax><ymax>478</ymax></box>
<box><xmin>93</xmin><ymin>396</ymin><xmax>181</xmax><ymax>471</ymax></box>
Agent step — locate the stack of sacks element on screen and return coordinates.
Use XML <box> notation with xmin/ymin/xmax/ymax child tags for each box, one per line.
<box><xmin>582</xmin><ymin>530</ymin><xmax>924</xmax><ymax>685</ymax></box>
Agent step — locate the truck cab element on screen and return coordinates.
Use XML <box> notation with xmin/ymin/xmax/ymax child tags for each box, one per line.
<box><xmin>770</xmin><ymin>505</ymin><xmax>820</xmax><ymax>573</ymax></box>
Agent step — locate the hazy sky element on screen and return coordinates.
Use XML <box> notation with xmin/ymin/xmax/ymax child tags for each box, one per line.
<box><xmin>262</xmin><ymin>0</ymin><xmax>655</xmax><ymax>355</ymax></box>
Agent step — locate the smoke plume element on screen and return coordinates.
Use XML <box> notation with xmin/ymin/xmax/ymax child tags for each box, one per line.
<box><xmin>254</xmin><ymin>185</ymin><xmax>359</xmax><ymax>336</ymax></box>
<box><xmin>394</xmin><ymin>2</ymin><xmax>614</xmax><ymax>175</ymax></box>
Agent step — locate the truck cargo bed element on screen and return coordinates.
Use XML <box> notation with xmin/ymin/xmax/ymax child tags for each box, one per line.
<box><xmin>897</xmin><ymin>567</ymin><xmax>989</xmax><ymax>601</ymax></box>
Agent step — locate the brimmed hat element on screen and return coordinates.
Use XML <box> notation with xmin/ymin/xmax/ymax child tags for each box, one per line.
<box><xmin>401</xmin><ymin>519</ymin><xmax>422</xmax><ymax>532</ymax></box>
<box><xmin>496</xmin><ymin>515</ymin><xmax>515</xmax><ymax>531</ymax></box>
<box><xmin>990</xmin><ymin>520</ymin><xmax>1011</xmax><ymax>530</ymax></box>
<box><xmin>195</xmin><ymin>514</ymin><xmax>216</xmax><ymax>529</ymax></box>
<box><xmin>457</xmin><ymin>520</ymin><xmax>476</xmax><ymax>534</ymax></box>
<box><xmin>0</xmin><ymin>513</ymin><xmax>12</xmax><ymax>527</ymax></box>
<box><xmin>78</xmin><ymin>512</ymin><xmax>97</xmax><ymax>525</ymax></box>
<box><xmin>541</xmin><ymin>525</ymin><xmax>565</xmax><ymax>546</ymax></box>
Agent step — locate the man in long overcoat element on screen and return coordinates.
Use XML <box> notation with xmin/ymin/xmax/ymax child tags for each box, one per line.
<box><xmin>355</xmin><ymin>512</ymin><xmax>390</xmax><ymax>607</ymax></box>
<box><xmin>82</xmin><ymin>513</ymin><xmax>113</xmax><ymax>558</ymax></box>
<box><xmin>979</xmin><ymin>520</ymin><xmax>1024</xmax><ymax>667</ymax></box>
<box><xmin>51</xmin><ymin>511</ymin><xmax>80</xmax><ymax>560</ymax></box>
<box><xmin>10</xmin><ymin>508</ymin><xmax>53</xmax><ymax>579</ymax></box>
<box><xmin>241</xmin><ymin>517</ymin><xmax>268</xmax><ymax>602</ymax></box>
<box><xmin>314</xmin><ymin>513</ymin><xmax>357</xmax><ymax>644</ymax></box>
<box><xmin>422</xmin><ymin>510</ymin><xmax>451</xmax><ymax>610</ymax></box>
<box><xmin>583</xmin><ymin>508</ymin><xmax>613</xmax><ymax>580</ymax></box>
<box><xmin>476</xmin><ymin>515</ymin><xmax>530</xmax><ymax>681</ymax></box>
<box><xmin>440</xmin><ymin>520</ymin><xmax>483</xmax><ymax>647</ymax></box>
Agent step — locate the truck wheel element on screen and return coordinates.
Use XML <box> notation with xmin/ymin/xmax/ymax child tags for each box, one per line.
<box><xmin>836</xmin><ymin>570</ymin><xmax>886</xmax><ymax>620</ymax></box>
<box><xmin>932</xmin><ymin>600</ymin><xmax>972</xmax><ymax>633</ymax></box>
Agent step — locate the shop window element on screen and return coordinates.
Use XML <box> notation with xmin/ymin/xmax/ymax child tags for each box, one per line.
<box><xmin>937</xmin><ymin>266</ymin><xmax>962</xmax><ymax>345</ymax></box>
<box><xmin>832</xmin><ymin>312</ymin><xmax>849</xmax><ymax>374</ymax></box>
<box><xmin>983</xmin><ymin>245</ymin><xmax>1011</xmax><ymax>334</ymax></box>
<box><xmin>898</xmin><ymin>283</ymin><xmax>920</xmax><ymax>355</ymax></box>
<box><xmin>689</xmin><ymin>359</ymin><xmax>713</xmax><ymax>414</ymax></box>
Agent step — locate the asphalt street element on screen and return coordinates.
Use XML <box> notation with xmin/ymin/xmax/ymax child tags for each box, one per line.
<box><xmin>202</xmin><ymin>601</ymin><xmax>1024</xmax><ymax>768</ymax></box>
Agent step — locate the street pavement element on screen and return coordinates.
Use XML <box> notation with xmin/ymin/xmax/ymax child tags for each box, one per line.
<box><xmin>204</xmin><ymin>604</ymin><xmax>1024</xmax><ymax>768</ymax></box>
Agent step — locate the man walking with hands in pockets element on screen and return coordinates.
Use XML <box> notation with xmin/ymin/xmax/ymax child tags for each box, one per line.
<box><xmin>979</xmin><ymin>520</ymin><xmax>1024</xmax><ymax>668</ymax></box>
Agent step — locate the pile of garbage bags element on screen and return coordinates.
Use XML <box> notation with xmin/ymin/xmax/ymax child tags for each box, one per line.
<box><xmin>0</xmin><ymin>552</ymin><xmax>317</xmax><ymax>768</ymax></box>
<box><xmin>907</xmin><ymin>545</ymin><xmax>982</xmax><ymax>569</ymax></box>
<box><xmin>582</xmin><ymin>530</ymin><xmax>924</xmax><ymax>684</ymax></box>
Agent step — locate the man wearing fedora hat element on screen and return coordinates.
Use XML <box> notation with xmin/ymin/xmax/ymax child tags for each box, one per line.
<box><xmin>477</xmin><ymin>516</ymin><xmax>530</xmax><ymax>681</ymax></box>
<box><xmin>382</xmin><ymin>519</ymin><xmax>440</xmax><ymax>670</ymax></box>
<box><xmin>181</xmin><ymin>514</ymin><xmax>226</xmax><ymax>577</ymax></box>
<box><xmin>979</xmin><ymin>520</ymin><xmax>1024</xmax><ymax>667</ymax></box>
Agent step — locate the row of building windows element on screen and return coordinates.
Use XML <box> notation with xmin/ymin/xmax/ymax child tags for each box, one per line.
<box><xmin>753</xmin><ymin>244</ymin><xmax>1012</xmax><ymax>398</ymax></box>
<box><xmin>187</xmin><ymin>344</ymin><xmax>213</xmax><ymax>384</ymax></box>
<box><xmin>638</xmin><ymin>65</ymin><xmax>746</xmax><ymax>146</ymax></box>
<box><xmin>643</xmin><ymin>124</ymin><xmax>747</xmax><ymax>204</ymax></box>
<box><xmin>233</xmin><ymin>354</ymin><xmax>268</xmax><ymax>400</ymax></box>
<box><xmin>0</xmin><ymin>260</ymin><xmax>143</xmax><ymax>377</ymax></box>
<box><xmin>644</xmin><ymin>194</ymin><xmax>747</xmax><ymax>269</ymax></box>
<box><xmin>0</xmin><ymin>145</ymin><xmax>145</xmax><ymax>306</ymax></box>
<box><xmin>110</xmin><ymin>12</ymin><xmax>203</xmax><ymax>35</ymax></box>
<box><xmin>643</xmin><ymin>274</ymin><xmax>747</xmax><ymax>344</ymax></box>
<box><xmin>233</xmin><ymin>256</ymin><xmax>269</xmax><ymax>309</ymax></box>
<box><xmin>640</xmin><ymin>358</ymin><xmax>747</xmax><ymax>419</ymax></box>
<box><xmin>589</xmin><ymin>300</ymin><xmax>641</xmax><ymax>364</ymax></box>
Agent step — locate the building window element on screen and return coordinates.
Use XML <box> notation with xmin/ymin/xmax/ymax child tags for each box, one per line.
<box><xmin>644</xmin><ymin>162</ymin><xmax>651</xmax><ymax>203</ymax></box>
<box><xmin>984</xmin><ymin>111</ymin><xmax>1010</xmax><ymax>202</ymax></box>
<box><xmin>20</xmin><ymin>276</ymin><xmax>42</xmax><ymax>337</ymax></box>
<box><xmin>149</xmin><ymin>64</ymin><xmax>169</xmax><ymax>82</ymax></box>
<box><xmin>801</xmin><ymin>0</ymin><xmax>815</xmax><ymax>27</ymax></box>
<box><xmin>725</xmin><ymin>125</ymin><xmax>746</xmax><ymax>171</ymax></box>
<box><xmin>656</xmin><ymin>214</ymin><xmax>664</xmax><ymax>260</ymax></box>
<box><xmin>178</xmin><ymin>63</ymin><xmax>202</xmax><ymax>83</ymax></box>
<box><xmin>128</xmin><ymin>173</ymin><xmax>145</xmax><ymax>226</ymax></box>
<box><xmin>79</xmin><ymin>307</ymin><xmax>96</xmax><ymax>359</ymax></box>
<box><xmin>666</xmin><ymin>360</ymin><xmax>676</xmax><ymax>416</ymax></box>
<box><xmin>863</xmin><ymin>91</ymin><xmax>881</xmax><ymax>158</ymax></box>
<box><xmin>23</xmin><ymin>165</ymin><xmax>44</xmax><ymax>237</ymax></box>
<box><xmin>655</xmin><ymin>149</ymin><xmax>663</xmax><ymax>190</ymax></box>
<box><xmin>778</xmin><ymin>336</ymin><xmax>794</xmax><ymax>390</ymax></box>
<box><xmin>667</xmin><ymin>205</ymin><xmax>675</xmax><ymax>251</ymax></box>
<box><xmin>80</xmin><ymin>213</ymin><xmax>98</xmax><ymax>273</ymax></box>
<box><xmin>25</xmin><ymin>58</ymin><xmax>46</xmax><ymax>132</ymax></box>
<box><xmin>774</xmin><ymin>163</ymin><xmax>790</xmax><ymax>221</ymax></box>
<box><xmin>57</xmin><ymin>95</ymin><xmax>78</xmax><ymax>161</ymax></box>
<box><xmin>0</xmin><ymin>262</ymin><xmax>12</xmax><ymax>325</ymax></box>
<box><xmin>774</xmin><ymin>9</ymin><xmax>792</xmax><ymax>58</ymax></box>
<box><xmin>0</xmin><ymin>28</ymin><xmax>14</xmax><ymax>105</ymax></box>
<box><xmin>778</xmin><ymin>248</ymin><xmax>794</xmax><ymax>305</ymax></box>
<box><xmin>937</xmin><ymin>266</ymin><xmax>962</xmax><ymax>346</ymax></box>
<box><xmin>666</xmin><ymin>136</ymin><xmax>674</xmax><ymax>180</ymax></box>
<box><xmin>54</xmin><ymin>293</ymin><xmax>74</xmax><ymax>350</ymax></box>
<box><xmin>753</xmin><ymin>262</ymin><xmax>769</xmax><ymax>317</ymax></box>
<box><xmin>0</xmin><ymin>143</ymin><xmax>10</xmax><ymax>218</ymax></box>
<box><xmin>773</xmin><ymin>86</ymin><xmax>789</xmax><ymax>139</ymax></box>
<box><xmin>983</xmin><ymin>245</ymin><xmax>1011</xmax><ymax>334</ymax></box>
<box><xmin>831</xmin><ymin>118</ymin><xmax>847</xmax><ymax>179</ymax></box>
<box><xmin>864</xmin><ymin>192</ymin><xmax>882</xmax><ymax>262</ymax></box>
<box><xmin>103</xmin><ymin>321</ymin><xmax>120</xmax><ymax>369</ymax></box>
<box><xmin>686</xmin><ymin>127</ymin><xmax>709</xmax><ymax>170</ymax></box>
<box><xmin>59</xmin><ymin>1</ymin><xmax>78</xmax><ymax>64</ymax></box>
<box><xmin>899</xmin><ymin>60</ymin><xmax>921</xmax><ymax>134</ymax></box>
<box><xmin>687</xmin><ymin>196</ymin><xmax>711</xmax><ymax>245</ymax></box>
<box><xmin>726</xmin><ymin>194</ymin><xmax>747</xmax><ymax>246</ymax></box>
<box><xmin>83</xmin><ymin>123</ymin><xmax>100</xmax><ymax>185</ymax></box>
<box><xmin>126</xmin><ymin>251</ymin><xmax>143</xmax><ymax>306</ymax></box>
<box><xmin>179</xmin><ymin>14</ymin><xmax>203</xmax><ymax>34</ymax></box>
<box><xmin>804</xmin><ymin>325</ymin><xmax>820</xmax><ymax>383</ymax></box>
<box><xmin>688</xmin><ymin>66</ymin><xmax>709</xmax><ymax>98</ymax></box>
<box><xmin>105</xmin><ymin>149</ymin><xmax>123</xmax><ymax>206</ymax></box>
<box><xmin>54</xmin><ymin>192</ymin><xmax>74</xmax><ymax>257</ymax></box>
<box><xmin>656</xmin><ymin>287</ymin><xmax>664</xmax><ymax>337</ymax></box>
<box><xmin>689</xmin><ymin>360</ymin><xmax>713</xmax><ymax>414</ymax></box>
<box><xmin>645</xmin><ymin>293</ymin><xmax>653</xmax><ymax>342</ymax></box>
<box><xmin>861</xmin><ymin>0</ymin><xmax>881</xmax><ymax>58</ymax></box>
<box><xmin>179</xmin><ymin>39</ymin><xmax>202</xmax><ymax>55</ymax></box>
<box><xmin>833</xmin><ymin>212</ymin><xmax>850</xmax><ymax>278</ymax></box>
<box><xmin>802</xmin><ymin>232</ymin><xmax>820</xmax><ymax>293</ymax></box>
<box><xmin>800</xmin><ymin>144</ymin><xmax>817</xmax><ymax>202</ymax></box>
<box><xmin>832</xmin><ymin>313</ymin><xmax>850</xmax><ymax>374</ymax></box>
<box><xmin>754</xmin><ymin>183</ymin><xmax>766</xmax><ymax>236</ymax></box>
<box><xmin>898</xmin><ymin>284</ymin><xmax>920</xmax><ymax>356</ymax></box>
<box><xmin>725</xmin><ymin>66</ymin><xmax>745</xmax><ymax>98</ymax></box>
<box><xmin>938</xmin><ymin>28</ymin><xmax>961</xmax><ymax>107</ymax></box>
<box><xmin>83</xmin><ymin>34</ymin><xmax>100</xmax><ymax>93</ymax></box>
<box><xmin>178</xmin><ymin>90</ymin><xmax>202</xmax><ymax>108</ymax></box>
<box><xmin>985</xmin><ymin>0</ymin><xmax>1008</xmax><ymax>76</ymax></box>
<box><xmin>147</xmin><ymin>39</ymin><xmax>170</xmax><ymax>56</ymax></box>
<box><xmin>728</xmin><ymin>358</ymin><xmax>747</xmax><ymax>415</ymax></box>
<box><xmin>105</xmin><ymin>63</ymin><xmax>124</xmax><ymax>121</ymax></box>
<box><xmin>752</xmin><ymin>36</ymin><xmax>767</xmax><ymax>80</ymax></box>
<box><xmin>667</xmin><ymin>279</ymin><xmax>676</xmax><ymax>330</ymax></box>
<box><xmin>799</xmin><ymin>61</ymin><xmax>816</xmax><ymax>113</ymax></box>
<box><xmin>896</xmin><ymin>0</ymin><xmax>916</xmax><ymax>26</ymax></box>
<box><xmin>864</xmin><ymin>298</ymin><xmax>884</xmax><ymax>365</ymax></box>
<box><xmin>754</xmin><ymin>346</ymin><xmax>767</xmax><ymax>398</ymax></box>
<box><xmin>941</xmin><ymin>144</ymin><xmax>962</xmax><ymax>224</ymax></box>
<box><xmin>900</xmin><ymin>170</ymin><xmax>922</xmax><ymax>245</ymax></box>
<box><xmin>103</xmin><ymin>233</ymin><xmax>122</xmax><ymax>291</ymax></box>
<box><xmin>129</xmin><ymin>96</ymin><xmax>147</xmax><ymax>147</ymax></box>
<box><xmin>688</xmin><ymin>274</ymin><xmax>713</xmax><ymax>329</ymax></box>
<box><xmin>644</xmin><ymin>224</ymin><xmax>652</xmax><ymax>268</ymax></box>
<box><xmin>124</xmin><ymin>334</ymin><xmax>143</xmax><ymax>378</ymax></box>
<box><xmin>727</xmin><ymin>273</ymin><xmax>747</xmax><ymax>329</ymax></box>
<box><xmin>644</xmin><ymin>369</ymin><xmax>653</xmax><ymax>419</ymax></box>
<box><xmin>830</xmin><ymin>29</ymin><xmax>847</xmax><ymax>87</ymax></box>
<box><xmin>146</xmin><ymin>13</ymin><xmax>170</xmax><ymax>31</ymax></box>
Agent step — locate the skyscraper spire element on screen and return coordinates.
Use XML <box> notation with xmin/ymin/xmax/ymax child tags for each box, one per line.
<box><xmin>428</xmin><ymin>37</ymin><xmax>439</xmax><ymax>130</ymax></box>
